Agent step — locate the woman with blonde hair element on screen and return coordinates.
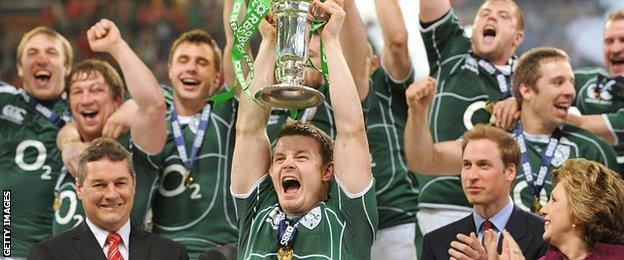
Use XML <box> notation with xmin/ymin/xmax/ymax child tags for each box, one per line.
<box><xmin>486</xmin><ymin>158</ymin><xmax>624</xmax><ymax>259</ymax></box>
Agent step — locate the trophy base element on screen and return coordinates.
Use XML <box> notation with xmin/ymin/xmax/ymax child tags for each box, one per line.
<box><xmin>255</xmin><ymin>83</ymin><xmax>325</xmax><ymax>109</ymax></box>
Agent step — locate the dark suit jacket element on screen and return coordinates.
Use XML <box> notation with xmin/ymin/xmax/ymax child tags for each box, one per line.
<box><xmin>421</xmin><ymin>206</ymin><xmax>547</xmax><ymax>260</ymax></box>
<box><xmin>27</xmin><ymin>221</ymin><xmax>188</xmax><ymax>260</ymax></box>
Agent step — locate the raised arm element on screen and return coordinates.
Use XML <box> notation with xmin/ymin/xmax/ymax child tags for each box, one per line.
<box><xmin>339</xmin><ymin>0</ymin><xmax>370</xmax><ymax>100</ymax></box>
<box><xmin>230</xmin><ymin>19</ymin><xmax>275</xmax><ymax>194</ymax></box>
<box><xmin>420</xmin><ymin>0</ymin><xmax>451</xmax><ymax>23</ymax></box>
<box><xmin>87</xmin><ymin>19</ymin><xmax>167</xmax><ymax>154</ymax></box>
<box><xmin>375</xmin><ymin>0</ymin><xmax>411</xmax><ymax>80</ymax></box>
<box><xmin>404</xmin><ymin>77</ymin><xmax>462</xmax><ymax>174</ymax></box>
<box><xmin>316</xmin><ymin>0</ymin><xmax>371</xmax><ymax>194</ymax></box>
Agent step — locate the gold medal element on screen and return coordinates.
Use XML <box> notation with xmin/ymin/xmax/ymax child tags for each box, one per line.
<box><xmin>185</xmin><ymin>174</ymin><xmax>194</xmax><ymax>187</ymax></box>
<box><xmin>277</xmin><ymin>247</ymin><xmax>293</xmax><ymax>260</ymax></box>
<box><xmin>531</xmin><ymin>197</ymin><xmax>542</xmax><ymax>213</ymax></box>
<box><xmin>53</xmin><ymin>192</ymin><xmax>61</xmax><ymax>211</ymax></box>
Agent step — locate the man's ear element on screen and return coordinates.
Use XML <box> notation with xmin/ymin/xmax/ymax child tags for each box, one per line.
<box><xmin>518</xmin><ymin>83</ymin><xmax>534</xmax><ymax>102</ymax></box>
<box><xmin>76</xmin><ymin>179</ymin><xmax>84</xmax><ymax>200</ymax></box>
<box><xmin>321</xmin><ymin>162</ymin><xmax>334</xmax><ymax>182</ymax></box>
<box><xmin>504</xmin><ymin>163</ymin><xmax>516</xmax><ymax>182</ymax></box>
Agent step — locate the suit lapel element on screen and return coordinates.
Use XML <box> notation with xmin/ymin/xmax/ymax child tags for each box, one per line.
<box><xmin>129</xmin><ymin>225</ymin><xmax>152</xmax><ymax>259</ymax></box>
<box><xmin>500</xmin><ymin>206</ymin><xmax>530</xmax><ymax>251</ymax></box>
<box><xmin>70</xmin><ymin>222</ymin><xmax>108</xmax><ymax>260</ymax></box>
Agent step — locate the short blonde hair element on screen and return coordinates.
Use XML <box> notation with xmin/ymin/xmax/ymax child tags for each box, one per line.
<box><xmin>552</xmin><ymin>158</ymin><xmax>624</xmax><ymax>249</ymax></box>
<box><xmin>16</xmin><ymin>26</ymin><xmax>73</xmax><ymax>70</ymax></box>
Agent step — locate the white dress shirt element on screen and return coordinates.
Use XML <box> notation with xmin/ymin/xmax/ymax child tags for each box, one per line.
<box><xmin>85</xmin><ymin>218</ymin><xmax>131</xmax><ymax>260</ymax></box>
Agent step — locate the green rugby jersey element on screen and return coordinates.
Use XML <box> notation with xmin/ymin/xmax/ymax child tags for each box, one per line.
<box><xmin>52</xmin><ymin>134</ymin><xmax>159</xmax><ymax>234</ymax></box>
<box><xmin>574</xmin><ymin>68</ymin><xmax>624</xmax><ymax>163</ymax></box>
<box><xmin>366</xmin><ymin>68</ymin><xmax>419</xmax><ymax>229</ymax></box>
<box><xmin>0</xmin><ymin>83</ymin><xmax>69</xmax><ymax>256</ymax></box>
<box><xmin>234</xmin><ymin>176</ymin><xmax>378</xmax><ymax>259</ymax></box>
<box><xmin>134</xmin><ymin>87</ymin><xmax>239</xmax><ymax>258</ymax></box>
<box><xmin>511</xmin><ymin>124</ymin><xmax>620</xmax><ymax>210</ymax></box>
<box><xmin>419</xmin><ymin>11</ymin><xmax>513</xmax><ymax>207</ymax></box>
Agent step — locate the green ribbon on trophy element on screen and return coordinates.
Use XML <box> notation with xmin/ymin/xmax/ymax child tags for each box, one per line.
<box><xmin>208</xmin><ymin>0</ymin><xmax>271</xmax><ymax>107</ymax></box>
<box><xmin>220</xmin><ymin>0</ymin><xmax>330</xmax><ymax>117</ymax></box>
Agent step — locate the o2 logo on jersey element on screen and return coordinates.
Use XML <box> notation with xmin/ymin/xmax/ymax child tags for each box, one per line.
<box><xmin>463</xmin><ymin>101</ymin><xmax>488</xmax><ymax>130</ymax></box>
<box><xmin>15</xmin><ymin>139</ymin><xmax>52</xmax><ymax>180</ymax></box>
<box><xmin>55</xmin><ymin>190</ymin><xmax>83</xmax><ymax>227</ymax></box>
<box><xmin>586</xmin><ymin>82</ymin><xmax>613</xmax><ymax>102</ymax></box>
<box><xmin>158</xmin><ymin>164</ymin><xmax>202</xmax><ymax>199</ymax></box>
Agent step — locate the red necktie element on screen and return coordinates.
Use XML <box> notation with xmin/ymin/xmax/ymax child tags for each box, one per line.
<box><xmin>106</xmin><ymin>232</ymin><xmax>124</xmax><ymax>260</ymax></box>
<box><xmin>483</xmin><ymin>219</ymin><xmax>493</xmax><ymax>231</ymax></box>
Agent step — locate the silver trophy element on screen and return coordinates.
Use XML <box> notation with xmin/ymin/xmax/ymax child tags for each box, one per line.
<box><xmin>255</xmin><ymin>0</ymin><xmax>325</xmax><ymax>109</ymax></box>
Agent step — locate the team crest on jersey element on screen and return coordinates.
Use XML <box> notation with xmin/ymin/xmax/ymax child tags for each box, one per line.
<box><xmin>585</xmin><ymin>82</ymin><xmax>613</xmax><ymax>103</ymax></box>
<box><xmin>266</xmin><ymin>206</ymin><xmax>322</xmax><ymax>230</ymax></box>
<box><xmin>550</xmin><ymin>144</ymin><xmax>571</xmax><ymax>167</ymax></box>
<box><xmin>1</xmin><ymin>104</ymin><xmax>27</xmax><ymax>124</ymax></box>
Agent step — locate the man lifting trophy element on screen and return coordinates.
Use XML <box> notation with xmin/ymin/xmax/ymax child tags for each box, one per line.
<box><xmin>255</xmin><ymin>0</ymin><xmax>326</xmax><ymax>109</ymax></box>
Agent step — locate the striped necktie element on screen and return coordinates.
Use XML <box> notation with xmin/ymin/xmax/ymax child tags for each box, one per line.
<box><xmin>106</xmin><ymin>232</ymin><xmax>123</xmax><ymax>260</ymax></box>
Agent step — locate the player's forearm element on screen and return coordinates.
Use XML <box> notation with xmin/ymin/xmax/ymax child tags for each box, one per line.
<box><xmin>420</xmin><ymin>0</ymin><xmax>451</xmax><ymax>23</ymax></box>
<box><xmin>404</xmin><ymin>108</ymin><xmax>460</xmax><ymax>174</ymax></box>
<box><xmin>577</xmin><ymin>114</ymin><xmax>616</xmax><ymax>144</ymax></box>
<box><xmin>376</xmin><ymin>0</ymin><xmax>411</xmax><ymax>79</ymax></box>
<box><xmin>325</xmin><ymin>39</ymin><xmax>366</xmax><ymax>135</ymax></box>
<box><xmin>109</xmin><ymin>40</ymin><xmax>166</xmax><ymax>117</ymax></box>
<box><xmin>340</xmin><ymin>0</ymin><xmax>369</xmax><ymax>100</ymax></box>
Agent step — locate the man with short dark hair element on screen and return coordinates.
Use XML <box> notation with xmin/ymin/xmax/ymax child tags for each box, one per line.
<box><xmin>28</xmin><ymin>138</ymin><xmax>188</xmax><ymax>260</ymax></box>
<box><xmin>53</xmin><ymin>18</ymin><xmax>167</xmax><ymax>234</ymax></box>
<box><xmin>421</xmin><ymin>124</ymin><xmax>547</xmax><ymax>260</ymax></box>
<box><xmin>231</xmin><ymin>0</ymin><xmax>377</xmax><ymax>258</ymax></box>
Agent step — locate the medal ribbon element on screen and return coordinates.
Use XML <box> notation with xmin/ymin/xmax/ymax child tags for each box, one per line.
<box><xmin>171</xmin><ymin>103</ymin><xmax>212</xmax><ymax>172</ymax></box>
<box><xmin>278</xmin><ymin>217</ymin><xmax>301</xmax><ymax>249</ymax></box>
<box><xmin>21</xmin><ymin>92</ymin><xmax>69</xmax><ymax>128</ymax></box>
<box><xmin>469</xmin><ymin>53</ymin><xmax>513</xmax><ymax>99</ymax></box>
<box><xmin>513</xmin><ymin>121</ymin><xmax>563</xmax><ymax>198</ymax></box>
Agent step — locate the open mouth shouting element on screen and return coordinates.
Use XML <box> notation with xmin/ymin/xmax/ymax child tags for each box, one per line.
<box><xmin>482</xmin><ymin>25</ymin><xmax>497</xmax><ymax>44</ymax></box>
<box><xmin>34</xmin><ymin>70</ymin><xmax>52</xmax><ymax>86</ymax></box>
<box><xmin>282</xmin><ymin>176</ymin><xmax>302</xmax><ymax>197</ymax></box>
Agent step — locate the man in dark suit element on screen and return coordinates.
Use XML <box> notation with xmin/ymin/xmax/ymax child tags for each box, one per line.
<box><xmin>28</xmin><ymin>138</ymin><xmax>188</xmax><ymax>260</ymax></box>
<box><xmin>420</xmin><ymin>125</ymin><xmax>547</xmax><ymax>260</ymax></box>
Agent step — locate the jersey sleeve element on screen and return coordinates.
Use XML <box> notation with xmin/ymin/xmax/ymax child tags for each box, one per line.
<box><xmin>231</xmin><ymin>175</ymin><xmax>277</xmax><ymax>241</ymax></box>
<box><xmin>331</xmin><ymin>177</ymin><xmax>378</xmax><ymax>255</ymax></box>
<box><xmin>420</xmin><ymin>10</ymin><xmax>471</xmax><ymax>75</ymax></box>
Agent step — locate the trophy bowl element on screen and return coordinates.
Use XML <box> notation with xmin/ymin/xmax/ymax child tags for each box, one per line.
<box><xmin>255</xmin><ymin>0</ymin><xmax>325</xmax><ymax>109</ymax></box>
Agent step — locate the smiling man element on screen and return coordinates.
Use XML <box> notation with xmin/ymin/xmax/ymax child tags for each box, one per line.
<box><xmin>28</xmin><ymin>138</ymin><xmax>187</xmax><ymax>259</ymax></box>
<box><xmin>405</xmin><ymin>47</ymin><xmax>619</xmax><ymax>221</ymax></box>
<box><xmin>566</xmin><ymin>10</ymin><xmax>624</xmax><ymax>167</ymax></box>
<box><xmin>53</xmin><ymin>18</ymin><xmax>166</xmax><ymax>235</ymax></box>
<box><xmin>231</xmin><ymin>0</ymin><xmax>377</xmax><ymax>258</ymax></box>
<box><xmin>413</xmin><ymin>0</ymin><xmax>526</xmax><ymax>235</ymax></box>
<box><xmin>420</xmin><ymin>124</ymin><xmax>547</xmax><ymax>260</ymax></box>
<box><xmin>0</xmin><ymin>27</ymin><xmax>72</xmax><ymax>257</ymax></box>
